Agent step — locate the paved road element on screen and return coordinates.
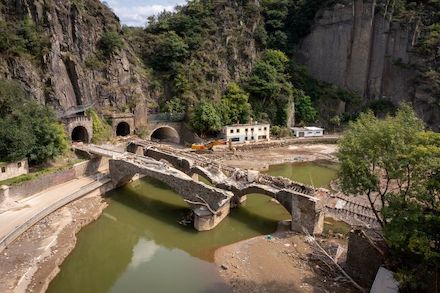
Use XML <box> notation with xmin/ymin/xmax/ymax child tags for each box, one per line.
<box><xmin>0</xmin><ymin>177</ymin><xmax>98</xmax><ymax>247</ymax></box>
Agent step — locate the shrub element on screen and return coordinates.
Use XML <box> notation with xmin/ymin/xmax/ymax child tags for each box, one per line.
<box><xmin>98</xmin><ymin>31</ymin><xmax>124</xmax><ymax>57</ymax></box>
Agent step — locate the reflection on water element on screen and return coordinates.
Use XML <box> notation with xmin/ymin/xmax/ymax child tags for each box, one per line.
<box><xmin>266</xmin><ymin>161</ymin><xmax>339</xmax><ymax>187</ymax></box>
<box><xmin>48</xmin><ymin>161</ymin><xmax>339</xmax><ymax>293</ymax></box>
<box><xmin>47</xmin><ymin>177</ymin><xmax>290</xmax><ymax>293</ymax></box>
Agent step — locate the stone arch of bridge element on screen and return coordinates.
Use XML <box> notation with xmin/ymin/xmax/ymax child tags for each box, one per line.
<box><xmin>232</xmin><ymin>186</ymin><xmax>292</xmax><ymax>215</ymax></box>
<box><xmin>189</xmin><ymin>168</ymin><xmax>216</xmax><ymax>185</ymax></box>
<box><xmin>71</xmin><ymin>126</ymin><xmax>90</xmax><ymax>143</ymax></box>
<box><xmin>150</xmin><ymin>126</ymin><xmax>180</xmax><ymax>144</ymax></box>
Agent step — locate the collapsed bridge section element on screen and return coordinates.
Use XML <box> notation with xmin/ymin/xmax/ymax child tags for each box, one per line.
<box><xmin>109</xmin><ymin>156</ymin><xmax>233</xmax><ymax>231</ymax></box>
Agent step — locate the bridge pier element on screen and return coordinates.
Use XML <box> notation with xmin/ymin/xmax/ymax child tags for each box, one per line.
<box><xmin>193</xmin><ymin>202</ymin><xmax>230</xmax><ymax>231</ymax></box>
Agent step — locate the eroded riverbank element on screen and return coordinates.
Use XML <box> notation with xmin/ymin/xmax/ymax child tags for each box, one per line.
<box><xmin>0</xmin><ymin>194</ymin><xmax>107</xmax><ymax>293</ymax></box>
<box><xmin>214</xmin><ymin>231</ymin><xmax>356</xmax><ymax>292</ymax></box>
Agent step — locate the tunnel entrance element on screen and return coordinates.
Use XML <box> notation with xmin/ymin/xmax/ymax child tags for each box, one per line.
<box><xmin>116</xmin><ymin>122</ymin><xmax>131</xmax><ymax>137</ymax></box>
<box><xmin>71</xmin><ymin>126</ymin><xmax>89</xmax><ymax>143</ymax></box>
<box><xmin>151</xmin><ymin>127</ymin><xmax>180</xmax><ymax>144</ymax></box>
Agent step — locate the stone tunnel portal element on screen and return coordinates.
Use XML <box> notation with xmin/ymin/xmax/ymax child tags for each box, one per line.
<box><xmin>116</xmin><ymin>122</ymin><xmax>131</xmax><ymax>137</ymax></box>
<box><xmin>151</xmin><ymin>127</ymin><xmax>180</xmax><ymax>144</ymax></box>
<box><xmin>71</xmin><ymin>126</ymin><xmax>89</xmax><ymax>143</ymax></box>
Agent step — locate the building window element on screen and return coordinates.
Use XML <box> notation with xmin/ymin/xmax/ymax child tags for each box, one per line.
<box><xmin>258</xmin><ymin>128</ymin><xmax>261</xmax><ymax>131</ymax></box>
<box><xmin>264</xmin><ymin>127</ymin><xmax>267</xmax><ymax>131</ymax></box>
<box><xmin>245</xmin><ymin>137</ymin><xmax>248</xmax><ymax>140</ymax></box>
<box><xmin>236</xmin><ymin>129</ymin><xmax>240</xmax><ymax>133</ymax></box>
<box><xmin>230</xmin><ymin>129</ymin><xmax>234</xmax><ymax>134</ymax></box>
<box><xmin>251</xmin><ymin>128</ymin><xmax>254</xmax><ymax>131</ymax></box>
<box><xmin>17</xmin><ymin>162</ymin><xmax>22</xmax><ymax>168</ymax></box>
<box><xmin>251</xmin><ymin>136</ymin><xmax>254</xmax><ymax>140</ymax></box>
<box><xmin>231</xmin><ymin>137</ymin><xmax>240</xmax><ymax>142</ymax></box>
<box><xmin>245</xmin><ymin>128</ymin><xmax>248</xmax><ymax>132</ymax></box>
<box><xmin>258</xmin><ymin>135</ymin><xmax>267</xmax><ymax>139</ymax></box>
<box><xmin>1</xmin><ymin>167</ymin><xmax>5</xmax><ymax>173</ymax></box>
<box><xmin>307</xmin><ymin>132</ymin><xmax>313</xmax><ymax>134</ymax></box>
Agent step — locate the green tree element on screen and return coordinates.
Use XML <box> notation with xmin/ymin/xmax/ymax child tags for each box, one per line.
<box><xmin>294</xmin><ymin>89</ymin><xmax>317</xmax><ymax>124</ymax></box>
<box><xmin>338</xmin><ymin>104</ymin><xmax>440</xmax><ymax>290</ymax></box>
<box><xmin>0</xmin><ymin>80</ymin><xmax>67</xmax><ymax>164</ymax></box>
<box><xmin>163</xmin><ymin>97</ymin><xmax>186</xmax><ymax>114</ymax></box>
<box><xmin>28</xmin><ymin>107</ymin><xmax>68</xmax><ymax>165</ymax></box>
<box><xmin>145</xmin><ymin>31</ymin><xmax>188</xmax><ymax>71</ymax></box>
<box><xmin>219</xmin><ymin>83</ymin><xmax>252</xmax><ymax>125</ymax></box>
<box><xmin>245</xmin><ymin>49</ymin><xmax>293</xmax><ymax>126</ymax></box>
<box><xmin>190</xmin><ymin>100</ymin><xmax>222</xmax><ymax>136</ymax></box>
<box><xmin>329</xmin><ymin>115</ymin><xmax>341</xmax><ymax>131</ymax></box>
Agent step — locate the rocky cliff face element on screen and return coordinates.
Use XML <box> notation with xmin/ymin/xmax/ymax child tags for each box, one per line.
<box><xmin>0</xmin><ymin>0</ymin><xmax>149</xmax><ymax>127</ymax></box>
<box><xmin>298</xmin><ymin>0</ymin><xmax>439</xmax><ymax>130</ymax></box>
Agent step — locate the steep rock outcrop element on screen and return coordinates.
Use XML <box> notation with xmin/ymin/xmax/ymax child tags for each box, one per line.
<box><xmin>0</xmin><ymin>0</ymin><xmax>149</xmax><ymax>127</ymax></box>
<box><xmin>298</xmin><ymin>0</ymin><xmax>439</xmax><ymax>130</ymax></box>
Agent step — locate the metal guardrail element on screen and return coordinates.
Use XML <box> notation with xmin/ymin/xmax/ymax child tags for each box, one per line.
<box><xmin>148</xmin><ymin>112</ymin><xmax>185</xmax><ymax>122</ymax></box>
<box><xmin>0</xmin><ymin>177</ymin><xmax>111</xmax><ymax>252</ymax></box>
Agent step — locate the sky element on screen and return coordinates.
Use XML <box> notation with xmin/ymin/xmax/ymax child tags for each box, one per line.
<box><xmin>102</xmin><ymin>0</ymin><xmax>186</xmax><ymax>27</ymax></box>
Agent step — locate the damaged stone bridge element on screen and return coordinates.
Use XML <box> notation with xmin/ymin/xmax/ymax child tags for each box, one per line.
<box><xmin>128</xmin><ymin>141</ymin><xmax>325</xmax><ymax>234</ymax></box>
<box><xmin>74</xmin><ymin>144</ymin><xmax>233</xmax><ymax>231</ymax></box>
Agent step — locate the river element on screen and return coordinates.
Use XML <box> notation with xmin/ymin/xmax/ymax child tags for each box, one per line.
<box><xmin>47</xmin><ymin>161</ymin><xmax>339</xmax><ymax>293</ymax></box>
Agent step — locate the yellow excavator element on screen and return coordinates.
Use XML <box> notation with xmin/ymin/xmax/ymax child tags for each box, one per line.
<box><xmin>191</xmin><ymin>139</ymin><xmax>226</xmax><ymax>152</ymax></box>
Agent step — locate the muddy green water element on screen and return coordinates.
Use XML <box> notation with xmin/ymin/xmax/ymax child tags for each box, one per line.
<box><xmin>47</xmin><ymin>161</ymin><xmax>338</xmax><ymax>293</ymax></box>
<box><xmin>267</xmin><ymin>161</ymin><xmax>339</xmax><ymax>188</ymax></box>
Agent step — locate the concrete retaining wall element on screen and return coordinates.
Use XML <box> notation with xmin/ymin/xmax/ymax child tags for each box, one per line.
<box><xmin>0</xmin><ymin>178</ymin><xmax>113</xmax><ymax>253</ymax></box>
<box><xmin>0</xmin><ymin>158</ymin><xmax>109</xmax><ymax>202</ymax></box>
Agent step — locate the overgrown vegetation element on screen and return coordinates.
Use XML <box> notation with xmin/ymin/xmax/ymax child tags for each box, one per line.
<box><xmin>84</xmin><ymin>30</ymin><xmax>124</xmax><ymax>70</ymax></box>
<box><xmin>338</xmin><ymin>104</ymin><xmax>440</xmax><ymax>291</ymax></box>
<box><xmin>245</xmin><ymin>49</ymin><xmax>293</xmax><ymax>126</ymax></box>
<box><xmin>0</xmin><ymin>16</ymin><xmax>50</xmax><ymax>61</ymax></box>
<box><xmin>191</xmin><ymin>83</ymin><xmax>252</xmax><ymax>135</ymax></box>
<box><xmin>0</xmin><ymin>80</ymin><xmax>67</xmax><ymax>165</ymax></box>
<box><xmin>86</xmin><ymin>109</ymin><xmax>112</xmax><ymax>144</ymax></box>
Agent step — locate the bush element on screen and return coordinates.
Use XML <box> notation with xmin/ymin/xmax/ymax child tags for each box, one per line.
<box><xmin>85</xmin><ymin>53</ymin><xmax>106</xmax><ymax>70</ymax></box>
<box><xmin>98</xmin><ymin>31</ymin><xmax>124</xmax><ymax>57</ymax></box>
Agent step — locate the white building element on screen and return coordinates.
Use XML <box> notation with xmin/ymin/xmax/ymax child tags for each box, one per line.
<box><xmin>292</xmin><ymin>126</ymin><xmax>324</xmax><ymax>138</ymax></box>
<box><xmin>224</xmin><ymin>123</ymin><xmax>270</xmax><ymax>143</ymax></box>
<box><xmin>0</xmin><ymin>159</ymin><xmax>29</xmax><ymax>181</ymax></box>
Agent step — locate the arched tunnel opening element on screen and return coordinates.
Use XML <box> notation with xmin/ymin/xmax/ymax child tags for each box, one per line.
<box><xmin>151</xmin><ymin>127</ymin><xmax>180</xmax><ymax>144</ymax></box>
<box><xmin>71</xmin><ymin>126</ymin><xmax>89</xmax><ymax>143</ymax></box>
<box><xmin>116</xmin><ymin>122</ymin><xmax>131</xmax><ymax>137</ymax></box>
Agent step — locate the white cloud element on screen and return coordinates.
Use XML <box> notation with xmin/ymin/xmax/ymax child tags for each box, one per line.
<box><xmin>116</xmin><ymin>5</ymin><xmax>176</xmax><ymax>26</ymax></box>
<box><xmin>102</xmin><ymin>0</ymin><xmax>186</xmax><ymax>27</ymax></box>
<box><xmin>129</xmin><ymin>238</ymin><xmax>160</xmax><ymax>269</ymax></box>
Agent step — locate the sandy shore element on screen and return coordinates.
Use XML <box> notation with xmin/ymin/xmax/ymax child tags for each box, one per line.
<box><xmin>0</xmin><ymin>194</ymin><xmax>107</xmax><ymax>293</ymax></box>
<box><xmin>214</xmin><ymin>230</ymin><xmax>357</xmax><ymax>293</ymax></box>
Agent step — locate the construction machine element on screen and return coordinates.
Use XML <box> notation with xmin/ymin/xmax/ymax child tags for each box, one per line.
<box><xmin>191</xmin><ymin>140</ymin><xmax>226</xmax><ymax>152</ymax></box>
